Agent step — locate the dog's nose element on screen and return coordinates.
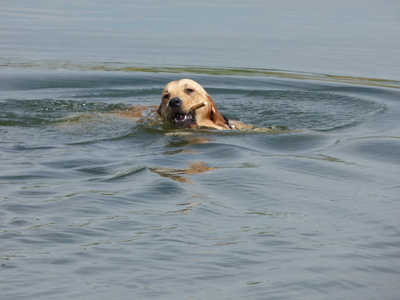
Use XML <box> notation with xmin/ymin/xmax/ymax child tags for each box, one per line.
<box><xmin>169</xmin><ymin>97</ymin><xmax>182</xmax><ymax>108</ymax></box>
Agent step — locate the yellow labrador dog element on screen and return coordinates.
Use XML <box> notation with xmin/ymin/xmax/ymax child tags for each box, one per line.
<box><xmin>117</xmin><ymin>79</ymin><xmax>252</xmax><ymax>130</ymax></box>
<box><xmin>157</xmin><ymin>79</ymin><xmax>251</xmax><ymax>130</ymax></box>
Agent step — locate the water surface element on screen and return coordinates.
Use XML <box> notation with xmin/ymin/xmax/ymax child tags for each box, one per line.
<box><xmin>1</xmin><ymin>1</ymin><xmax>400</xmax><ymax>299</ymax></box>
<box><xmin>1</xmin><ymin>69</ymin><xmax>399</xmax><ymax>300</ymax></box>
<box><xmin>1</xmin><ymin>0</ymin><xmax>400</xmax><ymax>79</ymax></box>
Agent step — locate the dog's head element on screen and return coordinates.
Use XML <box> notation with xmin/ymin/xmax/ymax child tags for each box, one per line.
<box><xmin>157</xmin><ymin>79</ymin><xmax>230</xmax><ymax>130</ymax></box>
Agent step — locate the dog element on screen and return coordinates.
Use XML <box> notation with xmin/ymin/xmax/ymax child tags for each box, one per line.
<box><xmin>115</xmin><ymin>79</ymin><xmax>254</xmax><ymax>130</ymax></box>
<box><xmin>157</xmin><ymin>79</ymin><xmax>251</xmax><ymax>130</ymax></box>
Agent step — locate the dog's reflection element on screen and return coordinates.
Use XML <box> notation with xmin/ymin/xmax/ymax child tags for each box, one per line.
<box><xmin>149</xmin><ymin>161</ymin><xmax>217</xmax><ymax>184</ymax></box>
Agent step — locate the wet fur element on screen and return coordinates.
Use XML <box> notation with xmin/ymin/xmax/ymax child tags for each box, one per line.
<box><xmin>115</xmin><ymin>79</ymin><xmax>252</xmax><ymax>130</ymax></box>
<box><xmin>157</xmin><ymin>79</ymin><xmax>252</xmax><ymax>130</ymax></box>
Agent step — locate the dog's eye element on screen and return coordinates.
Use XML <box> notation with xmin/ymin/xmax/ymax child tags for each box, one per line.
<box><xmin>163</xmin><ymin>94</ymin><xmax>169</xmax><ymax>100</ymax></box>
<box><xmin>186</xmin><ymin>88</ymin><xmax>195</xmax><ymax>94</ymax></box>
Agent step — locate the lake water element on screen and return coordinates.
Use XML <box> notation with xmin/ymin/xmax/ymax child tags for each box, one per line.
<box><xmin>1</xmin><ymin>1</ymin><xmax>400</xmax><ymax>299</ymax></box>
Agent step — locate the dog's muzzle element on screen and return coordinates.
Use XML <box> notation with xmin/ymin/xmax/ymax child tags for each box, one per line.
<box><xmin>167</xmin><ymin>97</ymin><xmax>196</xmax><ymax>127</ymax></box>
<box><xmin>169</xmin><ymin>97</ymin><xmax>182</xmax><ymax>108</ymax></box>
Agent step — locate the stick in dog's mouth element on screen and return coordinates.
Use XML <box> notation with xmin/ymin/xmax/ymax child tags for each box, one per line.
<box><xmin>190</xmin><ymin>102</ymin><xmax>207</xmax><ymax>112</ymax></box>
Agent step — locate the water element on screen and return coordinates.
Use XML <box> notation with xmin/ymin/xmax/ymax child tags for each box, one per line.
<box><xmin>1</xmin><ymin>1</ymin><xmax>400</xmax><ymax>300</ymax></box>
<box><xmin>2</xmin><ymin>0</ymin><xmax>400</xmax><ymax>79</ymax></box>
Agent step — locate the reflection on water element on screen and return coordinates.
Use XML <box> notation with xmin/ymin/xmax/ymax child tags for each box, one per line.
<box><xmin>0</xmin><ymin>70</ymin><xmax>399</xmax><ymax>300</ymax></box>
<box><xmin>2</xmin><ymin>62</ymin><xmax>400</xmax><ymax>89</ymax></box>
<box><xmin>163</xmin><ymin>132</ymin><xmax>214</xmax><ymax>148</ymax></box>
<box><xmin>149</xmin><ymin>161</ymin><xmax>218</xmax><ymax>184</ymax></box>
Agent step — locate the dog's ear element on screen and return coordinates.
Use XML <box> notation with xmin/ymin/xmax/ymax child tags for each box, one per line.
<box><xmin>207</xmin><ymin>94</ymin><xmax>229</xmax><ymax>129</ymax></box>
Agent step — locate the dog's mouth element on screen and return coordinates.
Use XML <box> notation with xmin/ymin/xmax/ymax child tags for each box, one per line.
<box><xmin>165</xmin><ymin>102</ymin><xmax>205</xmax><ymax>128</ymax></box>
<box><xmin>172</xmin><ymin>112</ymin><xmax>196</xmax><ymax>127</ymax></box>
